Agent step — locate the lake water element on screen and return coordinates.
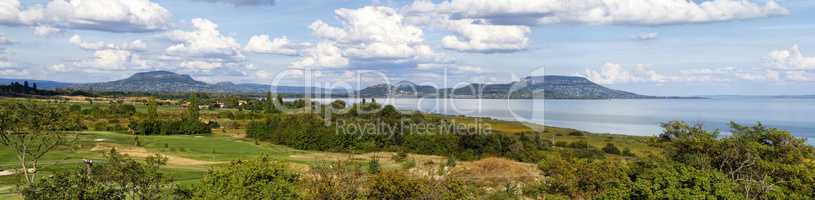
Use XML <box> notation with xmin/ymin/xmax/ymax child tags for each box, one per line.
<box><xmin>311</xmin><ymin>98</ymin><xmax>815</xmax><ymax>144</ymax></box>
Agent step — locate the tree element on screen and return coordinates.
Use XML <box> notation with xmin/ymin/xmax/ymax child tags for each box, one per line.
<box><xmin>0</xmin><ymin>102</ymin><xmax>84</xmax><ymax>185</ymax></box>
<box><xmin>147</xmin><ymin>96</ymin><xmax>158</xmax><ymax>120</ymax></box>
<box><xmin>187</xmin><ymin>93</ymin><xmax>200</xmax><ymax>121</ymax></box>
<box><xmin>23</xmin><ymin>149</ymin><xmax>171</xmax><ymax>199</ymax></box>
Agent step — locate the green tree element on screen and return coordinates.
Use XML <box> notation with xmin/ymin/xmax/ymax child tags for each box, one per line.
<box><xmin>0</xmin><ymin>102</ymin><xmax>84</xmax><ymax>185</ymax></box>
<box><xmin>23</xmin><ymin>149</ymin><xmax>171</xmax><ymax>199</ymax></box>
<box><xmin>147</xmin><ymin>96</ymin><xmax>158</xmax><ymax>120</ymax></box>
<box><xmin>187</xmin><ymin>93</ymin><xmax>200</xmax><ymax>121</ymax></box>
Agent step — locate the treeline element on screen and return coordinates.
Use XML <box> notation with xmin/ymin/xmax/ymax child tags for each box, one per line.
<box><xmin>248</xmin><ymin>101</ymin><xmax>570</xmax><ymax>162</ymax></box>
<box><xmin>128</xmin><ymin>95</ymin><xmax>214</xmax><ymax>135</ymax></box>
<box><xmin>0</xmin><ymin>81</ymin><xmax>58</xmax><ymax>96</ymax></box>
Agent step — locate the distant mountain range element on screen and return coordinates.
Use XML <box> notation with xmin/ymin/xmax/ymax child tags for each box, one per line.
<box><xmin>0</xmin><ymin>70</ymin><xmax>723</xmax><ymax>99</ymax></box>
<box><xmin>69</xmin><ymin>71</ymin><xmax>339</xmax><ymax>94</ymax></box>
<box><xmin>360</xmin><ymin>75</ymin><xmax>659</xmax><ymax>99</ymax></box>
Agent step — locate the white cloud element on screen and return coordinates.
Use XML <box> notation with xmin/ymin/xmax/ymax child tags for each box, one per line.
<box><xmin>90</xmin><ymin>49</ymin><xmax>134</xmax><ymax>70</ymax></box>
<box><xmin>417</xmin><ymin>63</ymin><xmax>483</xmax><ymax>74</ymax></box>
<box><xmin>181</xmin><ymin>60</ymin><xmax>222</xmax><ymax>70</ymax></box>
<box><xmin>0</xmin><ymin>67</ymin><xmax>28</xmax><ymax>77</ymax></box>
<box><xmin>636</xmin><ymin>32</ymin><xmax>658</xmax><ymax>40</ymax></box>
<box><xmin>409</xmin><ymin>0</ymin><xmax>789</xmax><ymax>26</ymax></box>
<box><xmin>769</xmin><ymin>45</ymin><xmax>815</xmax><ymax>70</ymax></box>
<box><xmin>33</xmin><ymin>25</ymin><xmax>61</xmax><ymax>37</ymax></box>
<box><xmin>0</xmin><ymin>34</ymin><xmax>12</xmax><ymax>45</ymax></box>
<box><xmin>583</xmin><ymin>62</ymin><xmax>667</xmax><ymax>84</ymax></box>
<box><xmin>784</xmin><ymin>71</ymin><xmax>815</xmax><ymax>81</ymax></box>
<box><xmin>69</xmin><ymin>34</ymin><xmax>146</xmax><ymax>51</ymax></box>
<box><xmin>61</xmin><ymin>34</ymin><xmax>152</xmax><ymax>71</ymax></box>
<box><xmin>192</xmin><ymin>0</ymin><xmax>276</xmax><ymax>6</ymax></box>
<box><xmin>290</xmin><ymin>42</ymin><xmax>348</xmax><ymax>69</ymax></box>
<box><xmin>166</xmin><ymin>18</ymin><xmax>243</xmax><ymax>61</ymax></box>
<box><xmin>0</xmin><ymin>0</ymin><xmax>23</xmax><ymax>25</ymax></box>
<box><xmin>440</xmin><ymin>19</ymin><xmax>530</xmax><ymax>53</ymax></box>
<box><xmin>307</xmin><ymin>6</ymin><xmax>437</xmax><ymax>61</ymax></box>
<box><xmin>244</xmin><ymin>35</ymin><xmax>303</xmax><ymax>56</ymax></box>
<box><xmin>48</xmin><ymin>63</ymin><xmax>69</xmax><ymax>72</ymax></box>
<box><xmin>1</xmin><ymin>0</ymin><xmax>172</xmax><ymax>33</ymax></box>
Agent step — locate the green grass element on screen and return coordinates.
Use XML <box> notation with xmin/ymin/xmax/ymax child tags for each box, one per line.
<box><xmin>0</xmin><ymin>131</ymin><xmax>311</xmax><ymax>194</ymax></box>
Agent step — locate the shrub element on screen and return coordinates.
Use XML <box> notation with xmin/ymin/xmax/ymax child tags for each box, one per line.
<box><xmin>367</xmin><ymin>171</ymin><xmax>429</xmax><ymax>200</ymax></box>
<box><xmin>621</xmin><ymin>148</ymin><xmax>635</xmax><ymax>157</ymax></box>
<box><xmin>568</xmin><ymin>140</ymin><xmax>590</xmax><ymax>149</ymax></box>
<box><xmin>23</xmin><ymin>149</ymin><xmax>171</xmax><ymax>199</ymax></box>
<box><xmin>568</xmin><ymin>131</ymin><xmax>586</xmax><ymax>136</ymax></box>
<box><xmin>368</xmin><ymin>159</ymin><xmax>381</xmax><ymax>174</ymax></box>
<box><xmin>602</xmin><ymin>143</ymin><xmax>621</xmax><ymax>155</ymax></box>
<box><xmin>191</xmin><ymin>156</ymin><xmax>300</xmax><ymax>200</ymax></box>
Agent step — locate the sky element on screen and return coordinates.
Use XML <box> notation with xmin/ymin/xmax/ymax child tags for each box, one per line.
<box><xmin>1</xmin><ymin>0</ymin><xmax>814</xmax><ymax>96</ymax></box>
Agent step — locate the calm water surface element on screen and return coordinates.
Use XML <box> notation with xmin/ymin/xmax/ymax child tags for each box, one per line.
<box><xmin>311</xmin><ymin>98</ymin><xmax>815</xmax><ymax>144</ymax></box>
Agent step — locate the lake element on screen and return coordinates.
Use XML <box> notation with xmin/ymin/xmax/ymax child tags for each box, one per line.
<box><xmin>310</xmin><ymin>97</ymin><xmax>815</xmax><ymax>144</ymax></box>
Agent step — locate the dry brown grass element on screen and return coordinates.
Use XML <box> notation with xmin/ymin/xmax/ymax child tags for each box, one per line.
<box><xmin>448</xmin><ymin>157</ymin><xmax>541</xmax><ymax>185</ymax></box>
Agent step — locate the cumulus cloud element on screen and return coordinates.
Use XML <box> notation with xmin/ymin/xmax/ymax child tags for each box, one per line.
<box><xmin>769</xmin><ymin>45</ymin><xmax>815</xmax><ymax>70</ymax></box>
<box><xmin>440</xmin><ymin>19</ymin><xmax>530</xmax><ymax>53</ymax></box>
<box><xmin>308</xmin><ymin>6</ymin><xmax>437</xmax><ymax>61</ymax></box>
<box><xmin>33</xmin><ymin>25</ymin><xmax>61</xmax><ymax>36</ymax></box>
<box><xmin>61</xmin><ymin>34</ymin><xmax>153</xmax><ymax>71</ymax></box>
<box><xmin>181</xmin><ymin>60</ymin><xmax>222</xmax><ymax>70</ymax></box>
<box><xmin>636</xmin><ymin>32</ymin><xmax>658</xmax><ymax>40</ymax></box>
<box><xmin>583</xmin><ymin>62</ymin><xmax>668</xmax><ymax>84</ymax></box>
<box><xmin>244</xmin><ymin>35</ymin><xmax>305</xmax><ymax>56</ymax></box>
<box><xmin>407</xmin><ymin>0</ymin><xmax>789</xmax><ymax>26</ymax></box>
<box><xmin>0</xmin><ymin>0</ymin><xmax>172</xmax><ymax>33</ymax></box>
<box><xmin>290</xmin><ymin>42</ymin><xmax>348</xmax><ymax>69</ymax></box>
<box><xmin>69</xmin><ymin>34</ymin><xmax>147</xmax><ymax>51</ymax></box>
<box><xmin>192</xmin><ymin>0</ymin><xmax>275</xmax><ymax>6</ymax></box>
<box><xmin>403</xmin><ymin>0</ymin><xmax>788</xmax><ymax>54</ymax></box>
<box><xmin>165</xmin><ymin>18</ymin><xmax>243</xmax><ymax>61</ymax></box>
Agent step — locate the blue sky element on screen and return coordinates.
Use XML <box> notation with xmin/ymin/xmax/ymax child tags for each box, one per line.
<box><xmin>1</xmin><ymin>0</ymin><xmax>814</xmax><ymax>96</ymax></box>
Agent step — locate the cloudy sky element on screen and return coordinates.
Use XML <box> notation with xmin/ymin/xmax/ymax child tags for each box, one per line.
<box><xmin>1</xmin><ymin>0</ymin><xmax>814</xmax><ymax>96</ymax></box>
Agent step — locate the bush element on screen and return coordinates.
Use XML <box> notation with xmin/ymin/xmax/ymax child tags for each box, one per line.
<box><xmin>190</xmin><ymin>156</ymin><xmax>300</xmax><ymax>200</ymax></box>
<box><xmin>602</xmin><ymin>143</ymin><xmax>621</xmax><ymax>155</ymax></box>
<box><xmin>367</xmin><ymin>171</ymin><xmax>429</xmax><ymax>199</ymax></box>
<box><xmin>568</xmin><ymin>131</ymin><xmax>586</xmax><ymax>136</ymax></box>
<box><xmin>568</xmin><ymin>140</ymin><xmax>590</xmax><ymax>149</ymax></box>
<box><xmin>23</xmin><ymin>149</ymin><xmax>171</xmax><ymax>199</ymax></box>
<box><xmin>621</xmin><ymin>148</ymin><xmax>635</xmax><ymax>157</ymax></box>
<box><xmin>368</xmin><ymin>159</ymin><xmax>381</xmax><ymax>174</ymax></box>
